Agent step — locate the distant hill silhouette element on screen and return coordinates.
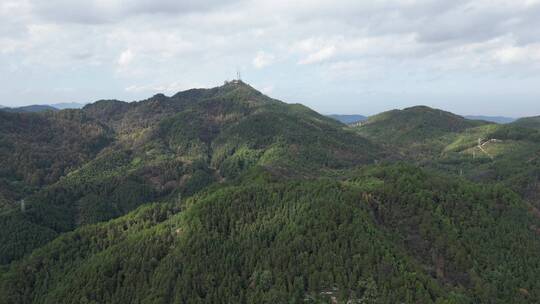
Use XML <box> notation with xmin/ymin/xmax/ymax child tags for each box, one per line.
<box><xmin>327</xmin><ymin>114</ymin><xmax>367</xmax><ymax>124</ymax></box>
<box><xmin>1</xmin><ymin>105</ymin><xmax>58</xmax><ymax>113</ymax></box>
<box><xmin>465</xmin><ymin>115</ymin><xmax>516</xmax><ymax>124</ymax></box>
<box><xmin>50</xmin><ymin>102</ymin><xmax>86</xmax><ymax>109</ymax></box>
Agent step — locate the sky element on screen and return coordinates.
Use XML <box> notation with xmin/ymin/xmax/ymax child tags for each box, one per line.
<box><xmin>1</xmin><ymin>0</ymin><xmax>540</xmax><ymax>117</ymax></box>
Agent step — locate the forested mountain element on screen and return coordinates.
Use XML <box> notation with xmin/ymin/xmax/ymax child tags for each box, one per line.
<box><xmin>1</xmin><ymin>83</ymin><xmax>540</xmax><ymax>303</ymax></box>
<box><xmin>0</xmin><ymin>81</ymin><xmax>382</xmax><ymax>265</ymax></box>
<box><xmin>353</xmin><ymin>106</ymin><xmax>489</xmax><ymax>159</ymax></box>
<box><xmin>512</xmin><ymin>116</ymin><xmax>540</xmax><ymax>130</ymax></box>
<box><xmin>0</xmin><ymin>110</ymin><xmax>112</xmax><ymax>200</ymax></box>
<box><xmin>355</xmin><ymin>106</ymin><xmax>486</xmax><ymax>143</ymax></box>
<box><xmin>354</xmin><ymin>106</ymin><xmax>540</xmax><ymax>208</ymax></box>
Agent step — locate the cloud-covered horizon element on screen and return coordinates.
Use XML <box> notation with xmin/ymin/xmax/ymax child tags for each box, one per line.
<box><xmin>1</xmin><ymin>0</ymin><xmax>540</xmax><ymax>116</ymax></box>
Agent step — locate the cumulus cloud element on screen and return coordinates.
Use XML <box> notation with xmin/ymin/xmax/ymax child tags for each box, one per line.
<box><xmin>493</xmin><ymin>43</ymin><xmax>540</xmax><ymax>64</ymax></box>
<box><xmin>118</xmin><ymin>49</ymin><xmax>134</xmax><ymax>66</ymax></box>
<box><xmin>298</xmin><ymin>45</ymin><xmax>336</xmax><ymax>65</ymax></box>
<box><xmin>2</xmin><ymin>0</ymin><xmax>540</xmax><ymax>115</ymax></box>
<box><xmin>6</xmin><ymin>0</ymin><xmax>540</xmax><ymax>71</ymax></box>
<box><xmin>32</xmin><ymin>0</ymin><xmax>242</xmax><ymax>24</ymax></box>
<box><xmin>125</xmin><ymin>80</ymin><xmax>210</xmax><ymax>95</ymax></box>
<box><xmin>252</xmin><ymin>51</ymin><xmax>275</xmax><ymax>68</ymax></box>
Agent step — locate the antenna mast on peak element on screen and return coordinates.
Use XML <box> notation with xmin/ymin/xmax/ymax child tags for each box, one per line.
<box><xmin>236</xmin><ymin>69</ymin><xmax>242</xmax><ymax>82</ymax></box>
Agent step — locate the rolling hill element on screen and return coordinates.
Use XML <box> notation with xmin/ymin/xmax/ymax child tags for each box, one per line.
<box><xmin>353</xmin><ymin>106</ymin><xmax>489</xmax><ymax>158</ymax></box>
<box><xmin>356</xmin><ymin>106</ymin><xmax>487</xmax><ymax>142</ymax></box>
<box><xmin>512</xmin><ymin>116</ymin><xmax>540</xmax><ymax>130</ymax></box>
<box><xmin>353</xmin><ymin>105</ymin><xmax>540</xmax><ymax>210</ymax></box>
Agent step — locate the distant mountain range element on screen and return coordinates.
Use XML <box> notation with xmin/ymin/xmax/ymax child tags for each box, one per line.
<box><xmin>327</xmin><ymin>114</ymin><xmax>367</xmax><ymax>124</ymax></box>
<box><xmin>329</xmin><ymin>113</ymin><xmax>516</xmax><ymax>124</ymax></box>
<box><xmin>50</xmin><ymin>102</ymin><xmax>86</xmax><ymax>109</ymax></box>
<box><xmin>1</xmin><ymin>105</ymin><xmax>58</xmax><ymax>113</ymax></box>
<box><xmin>0</xmin><ymin>104</ymin><xmax>521</xmax><ymax>125</ymax></box>
<box><xmin>464</xmin><ymin>115</ymin><xmax>516</xmax><ymax>124</ymax></box>
<box><xmin>0</xmin><ymin>102</ymin><xmax>86</xmax><ymax>113</ymax></box>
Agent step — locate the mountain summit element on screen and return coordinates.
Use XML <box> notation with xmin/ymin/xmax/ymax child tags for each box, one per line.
<box><xmin>0</xmin><ymin>81</ymin><xmax>383</xmax><ymax>264</ymax></box>
<box><xmin>1</xmin><ymin>85</ymin><xmax>540</xmax><ymax>303</ymax></box>
<box><xmin>358</xmin><ymin>105</ymin><xmax>487</xmax><ymax>141</ymax></box>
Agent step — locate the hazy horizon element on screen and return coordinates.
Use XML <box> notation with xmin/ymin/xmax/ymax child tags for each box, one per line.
<box><xmin>1</xmin><ymin>0</ymin><xmax>540</xmax><ymax>117</ymax></box>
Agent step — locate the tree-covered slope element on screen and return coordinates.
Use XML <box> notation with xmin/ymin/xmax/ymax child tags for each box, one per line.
<box><xmin>512</xmin><ymin>116</ymin><xmax>540</xmax><ymax>130</ymax></box>
<box><xmin>352</xmin><ymin>107</ymin><xmax>540</xmax><ymax>208</ymax></box>
<box><xmin>0</xmin><ymin>110</ymin><xmax>112</xmax><ymax>201</ymax></box>
<box><xmin>2</xmin><ymin>165</ymin><xmax>539</xmax><ymax>303</ymax></box>
<box><xmin>0</xmin><ymin>81</ymin><xmax>384</xmax><ymax>265</ymax></box>
<box><xmin>354</xmin><ymin>106</ymin><xmax>489</xmax><ymax>158</ymax></box>
<box><xmin>2</xmin><ymin>83</ymin><xmax>540</xmax><ymax>304</ymax></box>
<box><xmin>356</xmin><ymin>106</ymin><xmax>486</xmax><ymax>143</ymax></box>
<box><xmin>436</xmin><ymin>123</ymin><xmax>540</xmax><ymax>208</ymax></box>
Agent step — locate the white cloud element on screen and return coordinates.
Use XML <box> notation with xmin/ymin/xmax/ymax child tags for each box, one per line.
<box><xmin>31</xmin><ymin>0</ymin><xmax>241</xmax><ymax>24</ymax></box>
<box><xmin>117</xmin><ymin>49</ymin><xmax>134</xmax><ymax>66</ymax></box>
<box><xmin>125</xmin><ymin>81</ymin><xmax>208</xmax><ymax>94</ymax></box>
<box><xmin>2</xmin><ymin>0</ymin><xmax>540</xmax><ymax>115</ymax></box>
<box><xmin>494</xmin><ymin>46</ymin><xmax>525</xmax><ymax>64</ymax></box>
<box><xmin>525</xmin><ymin>0</ymin><xmax>540</xmax><ymax>6</ymax></box>
<box><xmin>298</xmin><ymin>45</ymin><xmax>336</xmax><ymax>65</ymax></box>
<box><xmin>493</xmin><ymin>44</ymin><xmax>540</xmax><ymax>64</ymax></box>
<box><xmin>252</xmin><ymin>51</ymin><xmax>275</xmax><ymax>68</ymax></box>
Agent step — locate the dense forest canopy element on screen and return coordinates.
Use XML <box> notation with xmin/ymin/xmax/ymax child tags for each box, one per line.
<box><xmin>1</xmin><ymin>81</ymin><xmax>539</xmax><ymax>303</ymax></box>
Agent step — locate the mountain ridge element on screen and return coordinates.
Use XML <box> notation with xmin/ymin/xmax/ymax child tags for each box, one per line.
<box><xmin>0</xmin><ymin>81</ymin><xmax>385</xmax><ymax>266</ymax></box>
<box><xmin>1</xmin><ymin>83</ymin><xmax>540</xmax><ymax>303</ymax></box>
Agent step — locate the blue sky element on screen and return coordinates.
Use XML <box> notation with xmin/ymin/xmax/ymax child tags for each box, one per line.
<box><xmin>1</xmin><ymin>0</ymin><xmax>540</xmax><ymax>117</ymax></box>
